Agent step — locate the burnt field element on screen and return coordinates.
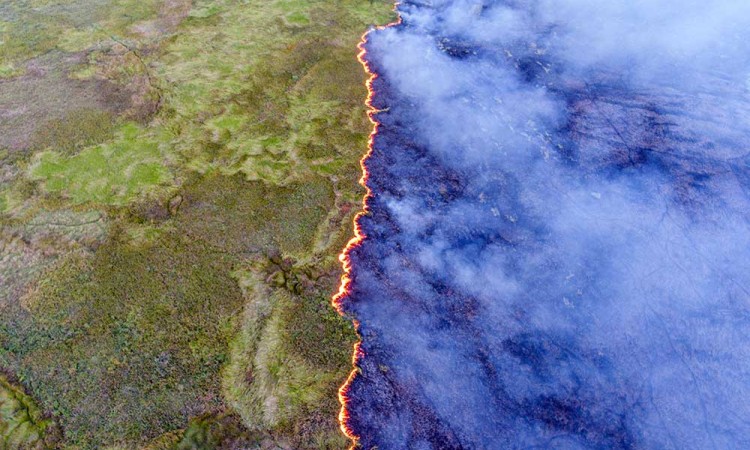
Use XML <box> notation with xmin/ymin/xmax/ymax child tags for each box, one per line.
<box><xmin>339</xmin><ymin>1</ymin><xmax>750</xmax><ymax>448</ymax></box>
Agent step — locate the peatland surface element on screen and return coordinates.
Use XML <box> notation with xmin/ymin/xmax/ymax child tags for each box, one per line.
<box><xmin>0</xmin><ymin>0</ymin><xmax>395</xmax><ymax>448</ymax></box>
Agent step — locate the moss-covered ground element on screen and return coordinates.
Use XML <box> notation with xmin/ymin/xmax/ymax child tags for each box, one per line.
<box><xmin>0</xmin><ymin>374</ymin><xmax>61</xmax><ymax>449</ymax></box>
<box><xmin>0</xmin><ymin>0</ymin><xmax>395</xmax><ymax>448</ymax></box>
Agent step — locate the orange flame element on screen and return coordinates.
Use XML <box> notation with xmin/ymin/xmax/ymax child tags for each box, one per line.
<box><xmin>333</xmin><ymin>7</ymin><xmax>402</xmax><ymax>448</ymax></box>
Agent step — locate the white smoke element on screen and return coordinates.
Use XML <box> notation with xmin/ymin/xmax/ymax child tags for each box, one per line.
<box><xmin>344</xmin><ymin>1</ymin><xmax>750</xmax><ymax>448</ymax></box>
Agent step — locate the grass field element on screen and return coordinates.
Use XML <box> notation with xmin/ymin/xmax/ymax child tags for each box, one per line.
<box><xmin>0</xmin><ymin>0</ymin><xmax>395</xmax><ymax>447</ymax></box>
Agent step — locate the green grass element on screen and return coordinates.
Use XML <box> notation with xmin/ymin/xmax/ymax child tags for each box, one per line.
<box><xmin>156</xmin><ymin>0</ymin><xmax>391</xmax><ymax>185</ymax></box>
<box><xmin>1</xmin><ymin>171</ymin><xmax>341</xmax><ymax>447</ymax></box>
<box><xmin>176</xmin><ymin>173</ymin><xmax>335</xmax><ymax>256</ymax></box>
<box><xmin>0</xmin><ymin>0</ymin><xmax>160</xmax><ymax>65</ymax></box>
<box><xmin>2</xmin><ymin>231</ymin><xmax>245</xmax><ymax>447</ymax></box>
<box><xmin>0</xmin><ymin>375</ymin><xmax>60</xmax><ymax>449</ymax></box>
<box><xmin>0</xmin><ymin>63</ymin><xmax>23</xmax><ymax>79</ymax></box>
<box><xmin>30</xmin><ymin>123</ymin><xmax>172</xmax><ymax>206</ymax></box>
<box><xmin>223</xmin><ymin>260</ymin><xmax>355</xmax><ymax>449</ymax></box>
<box><xmin>0</xmin><ymin>0</ymin><xmax>397</xmax><ymax>447</ymax></box>
<box><xmin>30</xmin><ymin>109</ymin><xmax>116</xmax><ymax>154</ymax></box>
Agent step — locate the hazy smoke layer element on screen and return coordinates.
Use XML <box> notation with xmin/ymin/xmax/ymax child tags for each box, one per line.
<box><xmin>343</xmin><ymin>1</ymin><xmax>750</xmax><ymax>448</ymax></box>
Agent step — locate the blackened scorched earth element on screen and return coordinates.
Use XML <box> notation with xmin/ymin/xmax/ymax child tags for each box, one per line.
<box><xmin>338</xmin><ymin>1</ymin><xmax>750</xmax><ymax>449</ymax></box>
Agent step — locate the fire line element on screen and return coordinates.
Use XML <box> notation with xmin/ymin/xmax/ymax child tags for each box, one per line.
<box><xmin>332</xmin><ymin>5</ymin><xmax>402</xmax><ymax>447</ymax></box>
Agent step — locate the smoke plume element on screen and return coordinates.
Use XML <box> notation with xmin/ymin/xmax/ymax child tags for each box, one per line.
<box><xmin>342</xmin><ymin>1</ymin><xmax>750</xmax><ymax>448</ymax></box>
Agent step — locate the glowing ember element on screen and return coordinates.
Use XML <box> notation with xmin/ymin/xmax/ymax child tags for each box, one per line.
<box><xmin>332</xmin><ymin>7</ymin><xmax>402</xmax><ymax>447</ymax></box>
<box><xmin>334</xmin><ymin>0</ymin><xmax>750</xmax><ymax>448</ymax></box>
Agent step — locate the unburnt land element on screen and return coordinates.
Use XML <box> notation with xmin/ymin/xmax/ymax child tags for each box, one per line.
<box><xmin>0</xmin><ymin>0</ymin><xmax>395</xmax><ymax>448</ymax></box>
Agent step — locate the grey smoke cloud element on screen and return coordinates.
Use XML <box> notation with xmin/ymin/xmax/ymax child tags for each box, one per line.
<box><xmin>342</xmin><ymin>1</ymin><xmax>750</xmax><ymax>448</ymax></box>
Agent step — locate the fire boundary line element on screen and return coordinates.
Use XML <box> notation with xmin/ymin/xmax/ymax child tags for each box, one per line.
<box><xmin>332</xmin><ymin>3</ymin><xmax>402</xmax><ymax>448</ymax></box>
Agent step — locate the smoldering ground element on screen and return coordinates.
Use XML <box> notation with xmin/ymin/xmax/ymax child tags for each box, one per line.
<box><xmin>340</xmin><ymin>1</ymin><xmax>750</xmax><ymax>449</ymax></box>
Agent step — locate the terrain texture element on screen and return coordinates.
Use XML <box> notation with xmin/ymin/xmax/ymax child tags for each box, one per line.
<box><xmin>341</xmin><ymin>1</ymin><xmax>750</xmax><ymax>448</ymax></box>
<box><xmin>0</xmin><ymin>0</ymin><xmax>394</xmax><ymax>448</ymax></box>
